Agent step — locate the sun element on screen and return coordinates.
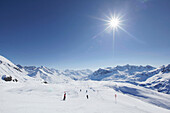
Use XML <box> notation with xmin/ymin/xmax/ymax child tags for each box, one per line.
<box><xmin>109</xmin><ymin>18</ymin><xmax>120</xmax><ymax>28</ymax></box>
<box><xmin>93</xmin><ymin>13</ymin><xmax>140</xmax><ymax>45</ymax></box>
<box><xmin>92</xmin><ymin>13</ymin><xmax>125</xmax><ymax>39</ymax></box>
<box><xmin>103</xmin><ymin>14</ymin><xmax>123</xmax><ymax>31</ymax></box>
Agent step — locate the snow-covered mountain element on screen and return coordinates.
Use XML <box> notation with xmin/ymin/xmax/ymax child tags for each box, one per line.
<box><xmin>1</xmin><ymin>55</ymin><xmax>170</xmax><ymax>112</ymax></box>
<box><xmin>88</xmin><ymin>64</ymin><xmax>156</xmax><ymax>81</ymax></box>
<box><xmin>88</xmin><ymin>64</ymin><xmax>170</xmax><ymax>94</ymax></box>
<box><xmin>16</xmin><ymin>65</ymin><xmax>93</xmax><ymax>83</ymax></box>
<box><xmin>0</xmin><ymin>55</ymin><xmax>30</xmax><ymax>82</ymax></box>
<box><xmin>139</xmin><ymin>64</ymin><xmax>170</xmax><ymax>94</ymax></box>
<box><xmin>0</xmin><ymin>55</ymin><xmax>92</xmax><ymax>83</ymax></box>
<box><xmin>1</xmin><ymin>55</ymin><xmax>170</xmax><ymax>94</ymax></box>
<box><xmin>60</xmin><ymin>69</ymin><xmax>92</xmax><ymax>80</ymax></box>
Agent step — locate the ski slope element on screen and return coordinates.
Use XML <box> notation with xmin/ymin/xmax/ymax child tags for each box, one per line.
<box><xmin>0</xmin><ymin>55</ymin><xmax>170</xmax><ymax>113</ymax></box>
<box><xmin>0</xmin><ymin>81</ymin><xmax>170</xmax><ymax>113</ymax></box>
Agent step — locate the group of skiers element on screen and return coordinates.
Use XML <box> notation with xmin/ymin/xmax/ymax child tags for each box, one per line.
<box><xmin>63</xmin><ymin>89</ymin><xmax>89</xmax><ymax>101</ymax></box>
<box><xmin>63</xmin><ymin>89</ymin><xmax>117</xmax><ymax>102</ymax></box>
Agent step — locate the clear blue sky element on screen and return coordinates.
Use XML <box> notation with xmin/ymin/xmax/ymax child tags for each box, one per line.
<box><xmin>0</xmin><ymin>0</ymin><xmax>170</xmax><ymax>70</ymax></box>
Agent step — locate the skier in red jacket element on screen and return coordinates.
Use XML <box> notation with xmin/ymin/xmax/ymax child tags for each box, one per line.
<box><xmin>63</xmin><ymin>92</ymin><xmax>66</xmax><ymax>101</ymax></box>
<box><xmin>115</xmin><ymin>94</ymin><xmax>117</xmax><ymax>98</ymax></box>
<box><xmin>115</xmin><ymin>94</ymin><xmax>117</xmax><ymax>104</ymax></box>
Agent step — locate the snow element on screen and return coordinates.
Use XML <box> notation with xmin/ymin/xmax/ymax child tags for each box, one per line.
<box><xmin>0</xmin><ymin>55</ymin><xmax>170</xmax><ymax>113</ymax></box>
<box><xmin>88</xmin><ymin>64</ymin><xmax>170</xmax><ymax>94</ymax></box>
<box><xmin>105</xmin><ymin>81</ymin><xmax>170</xmax><ymax>109</ymax></box>
<box><xmin>23</xmin><ymin>66</ymin><xmax>93</xmax><ymax>82</ymax></box>
<box><xmin>88</xmin><ymin>64</ymin><xmax>156</xmax><ymax>81</ymax></box>
<box><xmin>0</xmin><ymin>55</ymin><xmax>16</xmax><ymax>67</ymax></box>
<box><xmin>0</xmin><ymin>55</ymin><xmax>30</xmax><ymax>83</ymax></box>
<box><xmin>0</xmin><ymin>81</ymin><xmax>170</xmax><ymax>113</ymax></box>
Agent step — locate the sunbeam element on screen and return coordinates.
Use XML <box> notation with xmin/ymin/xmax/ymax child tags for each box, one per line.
<box><xmin>118</xmin><ymin>26</ymin><xmax>145</xmax><ymax>44</ymax></box>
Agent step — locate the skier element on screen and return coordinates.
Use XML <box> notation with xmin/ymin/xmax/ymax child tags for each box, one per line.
<box><xmin>63</xmin><ymin>92</ymin><xmax>66</xmax><ymax>101</ymax></box>
<box><xmin>86</xmin><ymin>94</ymin><xmax>89</xmax><ymax>99</ymax></box>
<box><xmin>115</xmin><ymin>94</ymin><xmax>117</xmax><ymax>98</ymax></box>
<box><xmin>115</xmin><ymin>94</ymin><xmax>117</xmax><ymax>104</ymax></box>
<box><xmin>80</xmin><ymin>89</ymin><xmax>82</xmax><ymax>92</ymax></box>
<box><xmin>86</xmin><ymin>90</ymin><xmax>88</xmax><ymax>93</ymax></box>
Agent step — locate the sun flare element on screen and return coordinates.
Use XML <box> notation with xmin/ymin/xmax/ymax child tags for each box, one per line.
<box><xmin>109</xmin><ymin>18</ymin><xmax>120</xmax><ymax>28</ymax></box>
<box><xmin>103</xmin><ymin>14</ymin><xmax>123</xmax><ymax>31</ymax></box>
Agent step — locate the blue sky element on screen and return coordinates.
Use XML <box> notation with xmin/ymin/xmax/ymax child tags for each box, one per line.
<box><xmin>0</xmin><ymin>0</ymin><xmax>170</xmax><ymax>70</ymax></box>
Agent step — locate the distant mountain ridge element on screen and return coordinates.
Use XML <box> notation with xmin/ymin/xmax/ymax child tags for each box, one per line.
<box><xmin>17</xmin><ymin>64</ymin><xmax>93</xmax><ymax>82</ymax></box>
<box><xmin>0</xmin><ymin>55</ymin><xmax>170</xmax><ymax>94</ymax></box>
<box><xmin>88</xmin><ymin>64</ymin><xmax>170</xmax><ymax>94</ymax></box>
<box><xmin>88</xmin><ymin>64</ymin><xmax>156</xmax><ymax>81</ymax></box>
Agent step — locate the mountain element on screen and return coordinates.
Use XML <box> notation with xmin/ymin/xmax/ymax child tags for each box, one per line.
<box><xmin>0</xmin><ymin>55</ymin><xmax>92</xmax><ymax>83</ymax></box>
<box><xmin>0</xmin><ymin>55</ymin><xmax>29</xmax><ymax>82</ymax></box>
<box><xmin>17</xmin><ymin>65</ymin><xmax>93</xmax><ymax>83</ymax></box>
<box><xmin>139</xmin><ymin>64</ymin><xmax>170</xmax><ymax>94</ymax></box>
<box><xmin>88</xmin><ymin>64</ymin><xmax>170</xmax><ymax>94</ymax></box>
<box><xmin>1</xmin><ymin>55</ymin><xmax>170</xmax><ymax>94</ymax></box>
<box><xmin>0</xmin><ymin>55</ymin><xmax>170</xmax><ymax>111</ymax></box>
<box><xmin>88</xmin><ymin>64</ymin><xmax>156</xmax><ymax>81</ymax></box>
<box><xmin>60</xmin><ymin>69</ymin><xmax>92</xmax><ymax>80</ymax></box>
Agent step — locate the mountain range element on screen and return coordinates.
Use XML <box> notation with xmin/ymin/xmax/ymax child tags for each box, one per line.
<box><xmin>0</xmin><ymin>55</ymin><xmax>170</xmax><ymax>94</ymax></box>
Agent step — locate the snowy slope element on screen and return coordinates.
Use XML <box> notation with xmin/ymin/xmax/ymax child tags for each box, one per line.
<box><xmin>139</xmin><ymin>64</ymin><xmax>170</xmax><ymax>94</ymax></box>
<box><xmin>0</xmin><ymin>55</ymin><xmax>30</xmax><ymax>82</ymax></box>
<box><xmin>105</xmin><ymin>81</ymin><xmax>170</xmax><ymax>109</ymax></box>
<box><xmin>0</xmin><ymin>81</ymin><xmax>170</xmax><ymax>113</ymax></box>
<box><xmin>0</xmin><ymin>55</ymin><xmax>170</xmax><ymax>112</ymax></box>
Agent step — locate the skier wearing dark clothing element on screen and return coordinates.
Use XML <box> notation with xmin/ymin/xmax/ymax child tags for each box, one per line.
<box><xmin>86</xmin><ymin>95</ymin><xmax>89</xmax><ymax>99</ymax></box>
<box><xmin>86</xmin><ymin>90</ymin><xmax>88</xmax><ymax>93</ymax></box>
<box><xmin>63</xmin><ymin>92</ymin><xmax>66</xmax><ymax>101</ymax></box>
